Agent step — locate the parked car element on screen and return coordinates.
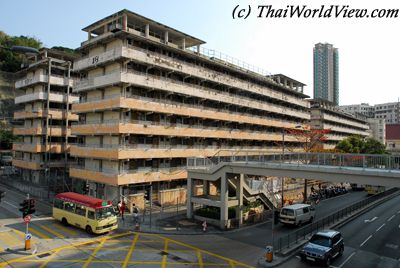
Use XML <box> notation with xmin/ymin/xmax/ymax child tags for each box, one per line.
<box><xmin>279</xmin><ymin>203</ymin><xmax>315</xmax><ymax>226</ymax></box>
<box><xmin>299</xmin><ymin>230</ymin><xmax>344</xmax><ymax>266</ymax></box>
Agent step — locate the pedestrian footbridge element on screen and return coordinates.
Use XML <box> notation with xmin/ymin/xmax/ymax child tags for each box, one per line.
<box><xmin>186</xmin><ymin>152</ymin><xmax>400</xmax><ymax>229</ymax></box>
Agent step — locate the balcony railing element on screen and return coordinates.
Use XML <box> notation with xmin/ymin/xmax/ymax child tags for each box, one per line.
<box><xmin>74</xmin><ymin>70</ymin><xmax>309</xmax><ymax>120</ymax></box>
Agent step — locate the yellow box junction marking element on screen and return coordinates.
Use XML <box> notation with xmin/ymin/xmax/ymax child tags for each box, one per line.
<box><xmin>82</xmin><ymin>237</ymin><xmax>107</xmax><ymax>268</ymax></box>
<box><xmin>52</xmin><ymin>223</ymin><xmax>77</xmax><ymax>236</ymax></box>
<box><xmin>0</xmin><ymin>232</ymin><xmax>255</xmax><ymax>268</ymax></box>
<box><xmin>122</xmin><ymin>233</ymin><xmax>139</xmax><ymax>268</ymax></box>
<box><xmin>30</xmin><ymin>227</ymin><xmax>51</xmax><ymax>240</ymax></box>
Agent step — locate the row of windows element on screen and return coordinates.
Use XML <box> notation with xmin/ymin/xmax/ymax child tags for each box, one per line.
<box><xmin>54</xmin><ymin>199</ymin><xmax>96</xmax><ymax>219</ymax></box>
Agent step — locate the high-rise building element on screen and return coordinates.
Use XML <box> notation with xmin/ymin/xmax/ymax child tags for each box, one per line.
<box><xmin>69</xmin><ymin>9</ymin><xmax>311</xmax><ymax>202</ymax></box>
<box><xmin>313</xmin><ymin>43</ymin><xmax>339</xmax><ymax>105</ymax></box>
<box><xmin>12</xmin><ymin>48</ymin><xmax>78</xmax><ymax>190</ymax></box>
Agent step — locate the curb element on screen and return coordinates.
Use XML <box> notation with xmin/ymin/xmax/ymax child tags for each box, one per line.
<box><xmin>257</xmin><ymin>189</ymin><xmax>400</xmax><ymax>267</ymax></box>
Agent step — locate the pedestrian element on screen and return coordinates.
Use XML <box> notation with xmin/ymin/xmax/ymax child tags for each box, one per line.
<box><xmin>202</xmin><ymin>220</ymin><xmax>207</xmax><ymax>232</ymax></box>
<box><xmin>117</xmin><ymin>201</ymin><xmax>122</xmax><ymax>216</ymax></box>
<box><xmin>132</xmin><ymin>203</ymin><xmax>140</xmax><ymax>230</ymax></box>
<box><xmin>120</xmin><ymin>200</ymin><xmax>126</xmax><ymax>220</ymax></box>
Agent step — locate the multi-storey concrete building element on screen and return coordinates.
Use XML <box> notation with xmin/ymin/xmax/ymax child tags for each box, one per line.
<box><xmin>339</xmin><ymin>103</ymin><xmax>374</xmax><ymax>118</ymax></box>
<box><xmin>310</xmin><ymin>100</ymin><xmax>370</xmax><ymax>149</ymax></box>
<box><xmin>366</xmin><ymin>118</ymin><xmax>386</xmax><ymax>145</ymax></box>
<box><xmin>313</xmin><ymin>43</ymin><xmax>339</xmax><ymax>105</ymax></box>
<box><xmin>12</xmin><ymin>48</ymin><xmax>78</xmax><ymax>192</ymax></box>
<box><xmin>70</xmin><ymin>9</ymin><xmax>311</xmax><ymax>201</ymax></box>
<box><xmin>374</xmin><ymin>102</ymin><xmax>400</xmax><ymax>124</ymax></box>
<box><xmin>339</xmin><ymin>102</ymin><xmax>400</xmax><ymax>125</ymax></box>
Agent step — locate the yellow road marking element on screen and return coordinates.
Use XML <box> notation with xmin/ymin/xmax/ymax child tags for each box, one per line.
<box><xmin>14</xmin><ymin>229</ymin><xmax>26</xmax><ymax>238</ymax></box>
<box><xmin>52</xmin><ymin>223</ymin><xmax>77</xmax><ymax>236</ymax></box>
<box><xmin>151</xmin><ymin>234</ymin><xmax>254</xmax><ymax>268</ymax></box>
<box><xmin>39</xmin><ymin>248</ymin><xmax>61</xmax><ymax>268</ymax></box>
<box><xmin>0</xmin><ymin>231</ymin><xmax>21</xmax><ymax>247</ymax></box>
<box><xmin>0</xmin><ymin>232</ymin><xmax>254</xmax><ymax>268</ymax></box>
<box><xmin>30</xmin><ymin>227</ymin><xmax>51</xmax><ymax>240</ymax></box>
<box><xmin>162</xmin><ymin>239</ymin><xmax>169</xmax><ymax>268</ymax></box>
<box><xmin>0</xmin><ymin>232</ymin><xmax>131</xmax><ymax>266</ymax></box>
<box><xmin>82</xmin><ymin>238</ymin><xmax>107</xmax><ymax>268</ymax></box>
<box><xmin>122</xmin><ymin>233</ymin><xmax>139</xmax><ymax>268</ymax></box>
<box><xmin>39</xmin><ymin>224</ymin><xmax>65</xmax><ymax>239</ymax></box>
<box><xmin>197</xmin><ymin>250</ymin><xmax>204</xmax><ymax>268</ymax></box>
<box><xmin>0</xmin><ymin>245</ymin><xmax>4</xmax><ymax>252</ymax></box>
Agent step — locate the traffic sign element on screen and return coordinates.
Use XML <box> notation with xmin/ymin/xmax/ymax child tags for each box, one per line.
<box><xmin>23</xmin><ymin>215</ymin><xmax>32</xmax><ymax>223</ymax></box>
<box><xmin>25</xmin><ymin>233</ymin><xmax>32</xmax><ymax>240</ymax></box>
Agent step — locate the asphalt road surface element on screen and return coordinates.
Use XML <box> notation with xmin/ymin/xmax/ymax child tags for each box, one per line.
<box><xmin>279</xmin><ymin>193</ymin><xmax>400</xmax><ymax>268</ymax></box>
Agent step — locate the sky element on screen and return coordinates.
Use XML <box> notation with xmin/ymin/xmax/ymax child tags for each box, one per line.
<box><xmin>1</xmin><ymin>0</ymin><xmax>399</xmax><ymax>105</ymax></box>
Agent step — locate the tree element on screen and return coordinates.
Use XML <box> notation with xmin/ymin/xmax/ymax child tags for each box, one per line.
<box><xmin>336</xmin><ymin>135</ymin><xmax>386</xmax><ymax>154</ymax></box>
<box><xmin>0</xmin><ymin>31</ymin><xmax>42</xmax><ymax>72</ymax></box>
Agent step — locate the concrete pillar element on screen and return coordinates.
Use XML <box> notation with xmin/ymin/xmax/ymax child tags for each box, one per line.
<box><xmin>220</xmin><ymin>174</ymin><xmax>228</xmax><ymax>229</ymax></box>
<box><xmin>145</xmin><ymin>24</ymin><xmax>150</xmax><ymax>38</ymax></box>
<box><xmin>186</xmin><ymin>177</ymin><xmax>194</xmax><ymax>218</ymax></box>
<box><xmin>236</xmin><ymin>174</ymin><xmax>244</xmax><ymax>225</ymax></box>
<box><xmin>88</xmin><ymin>31</ymin><xmax>92</xmax><ymax>40</ymax></box>
<box><xmin>103</xmin><ymin>24</ymin><xmax>107</xmax><ymax>33</ymax></box>
<box><xmin>164</xmin><ymin>31</ymin><xmax>169</xmax><ymax>44</ymax></box>
<box><xmin>122</xmin><ymin>14</ymin><xmax>127</xmax><ymax>31</ymax></box>
<box><xmin>203</xmin><ymin>180</ymin><xmax>209</xmax><ymax>196</ymax></box>
<box><xmin>182</xmin><ymin>38</ymin><xmax>186</xmax><ymax>50</ymax></box>
<box><xmin>196</xmin><ymin>45</ymin><xmax>200</xmax><ymax>54</ymax></box>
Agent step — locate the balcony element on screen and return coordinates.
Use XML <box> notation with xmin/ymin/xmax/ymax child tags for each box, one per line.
<box><xmin>76</xmin><ymin>42</ymin><xmax>308</xmax><ymax>108</ymax></box>
<box><xmin>322</xmin><ymin>113</ymin><xmax>369</xmax><ymax>130</ymax></box>
<box><xmin>15</xmin><ymin>74</ymin><xmax>73</xmax><ymax>89</ymax></box>
<box><xmin>13</xmin><ymin>126</ymin><xmax>72</xmax><ymax>136</ymax></box>
<box><xmin>323</xmin><ymin>123</ymin><xmax>370</xmax><ymax>136</ymax></box>
<box><xmin>12</xmin><ymin>143</ymin><xmax>69</xmax><ymax>153</ymax></box>
<box><xmin>74</xmin><ymin>70</ymin><xmax>309</xmax><ymax>120</ymax></box>
<box><xmin>71</xmin><ymin>120</ymin><xmax>301</xmax><ymax>143</ymax></box>
<box><xmin>14</xmin><ymin>109</ymin><xmax>78</xmax><ymax>121</ymax></box>
<box><xmin>15</xmin><ymin>92</ymin><xmax>79</xmax><ymax>104</ymax></box>
<box><xmin>69</xmin><ymin>166</ymin><xmax>188</xmax><ymax>186</ymax></box>
<box><xmin>70</xmin><ymin>144</ymin><xmax>280</xmax><ymax>160</ymax></box>
<box><xmin>12</xmin><ymin>159</ymin><xmax>43</xmax><ymax>170</ymax></box>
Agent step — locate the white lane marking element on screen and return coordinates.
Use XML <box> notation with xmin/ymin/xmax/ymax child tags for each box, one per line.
<box><xmin>4</xmin><ymin>201</ymin><xmax>18</xmax><ymax>208</ymax></box>
<box><xmin>376</xmin><ymin>223</ymin><xmax>385</xmax><ymax>232</ymax></box>
<box><xmin>360</xmin><ymin>235</ymin><xmax>373</xmax><ymax>247</ymax></box>
<box><xmin>295</xmin><ymin>256</ymin><xmax>300</xmax><ymax>259</ymax></box>
<box><xmin>388</xmin><ymin>215</ymin><xmax>395</xmax><ymax>222</ymax></box>
<box><xmin>397</xmin><ymin>210</ymin><xmax>400</xmax><ymax>214</ymax></box>
<box><xmin>338</xmin><ymin>252</ymin><xmax>356</xmax><ymax>268</ymax></box>
<box><xmin>364</xmin><ymin>216</ymin><xmax>378</xmax><ymax>223</ymax></box>
<box><xmin>3</xmin><ymin>201</ymin><xmax>38</xmax><ymax>218</ymax></box>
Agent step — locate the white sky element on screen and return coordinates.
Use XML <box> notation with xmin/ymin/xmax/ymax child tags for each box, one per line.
<box><xmin>1</xmin><ymin>0</ymin><xmax>399</xmax><ymax>105</ymax></box>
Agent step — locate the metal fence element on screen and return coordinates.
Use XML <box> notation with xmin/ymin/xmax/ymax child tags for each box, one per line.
<box><xmin>273</xmin><ymin>187</ymin><xmax>399</xmax><ymax>253</ymax></box>
<box><xmin>188</xmin><ymin>152</ymin><xmax>400</xmax><ymax>171</ymax></box>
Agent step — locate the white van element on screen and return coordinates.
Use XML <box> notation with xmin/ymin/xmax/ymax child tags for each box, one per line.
<box><xmin>279</xmin><ymin>204</ymin><xmax>315</xmax><ymax>226</ymax></box>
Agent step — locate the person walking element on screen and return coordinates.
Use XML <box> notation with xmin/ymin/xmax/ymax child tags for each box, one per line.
<box><xmin>132</xmin><ymin>203</ymin><xmax>140</xmax><ymax>230</ymax></box>
<box><xmin>120</xmin><ymin>201</ymin><xmax>126</xmax><ymax>220</ymax></box>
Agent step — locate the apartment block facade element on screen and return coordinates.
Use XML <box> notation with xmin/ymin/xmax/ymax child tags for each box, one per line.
<box><xmin>340</xmin><ymin>102</ymin><xmax>400</xmax><ymax>124</ymax></box>
<box><xmin>313</xmin><ymin>43</ymin><xmax>339</xmax><ymax>105</ymax></box>
<box><xmin>310</xmin><ymin>100</ymin><xmax>370</xmax><ymax>149</ymax></box>
<box><xmin>69</xmin><ymin>9</ymin><xmax>311</xmax><ymax>200</ymax></box>
<box><xmin>12</xmin><ymin>49</ymin><xmax>78</xmax><ymax>191</ymax></box>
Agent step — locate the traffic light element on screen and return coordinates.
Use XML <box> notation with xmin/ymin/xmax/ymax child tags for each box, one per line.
<box><xmin>19</xmin><ymin>200</ymin><xmax>29</xmax><ymax>218</ymax></box>
<box><xmin>0</xmin><ymin>191</ymin><xmax>5</xmax><ymax>202</ymax></box>
<box><xmin>82</xmin><ymin>183</ymin><xmax>89</xmax><ymax>194</ymax></box>
<box><xmin>28</xmin><ymin>199</ymin><xmax>36</xmax><ymax>215</ymax></box>
<box><xmin>19</xmin><ymin>199</ymin><xmax>35</xmax><ymax>218</ymax></box>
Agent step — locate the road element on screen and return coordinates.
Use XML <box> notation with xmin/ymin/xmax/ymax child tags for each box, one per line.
<box><xmin>0</xmin><ymin>184</ymin><xmax>379</xmax><ymax>268</ymax></box>
<box><xmin>279</xmin><ymin>193</ymin><xmax>400</xmax><ymax>268</ymax></box>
